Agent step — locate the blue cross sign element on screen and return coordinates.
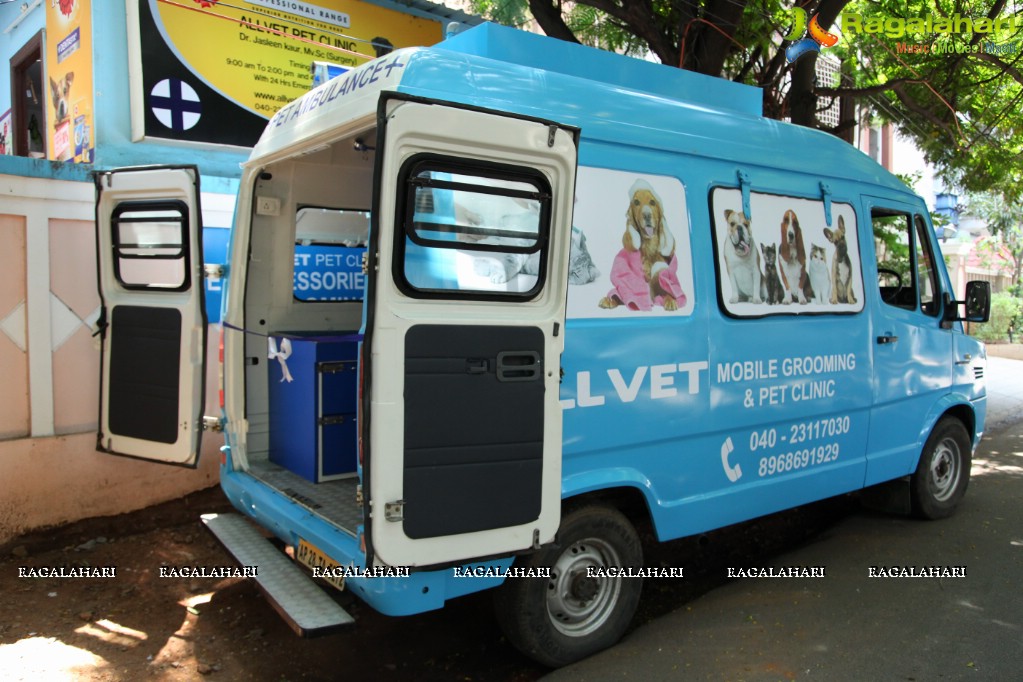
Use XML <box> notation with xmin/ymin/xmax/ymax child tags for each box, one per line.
<box><xmin>151</xmin><ymin>78</ymin><xmax>202</xmax><ymax>131</ymax></box>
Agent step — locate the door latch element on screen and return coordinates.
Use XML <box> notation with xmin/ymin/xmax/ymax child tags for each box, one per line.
<box><xmin>384</xmin><ymin>500</ymin><xmax>404</xmax><ymax>522</ymax></box>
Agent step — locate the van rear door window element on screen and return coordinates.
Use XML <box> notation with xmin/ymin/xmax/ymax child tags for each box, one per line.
<box><xmin>395</xmin><ymin>159</ymin><xmax>551</xmax><ymax>298</ymax></box>
<box><xmin>111</xmin><ymin>201</ymin><xmax>190</xmax><ymax>291</ymax></box>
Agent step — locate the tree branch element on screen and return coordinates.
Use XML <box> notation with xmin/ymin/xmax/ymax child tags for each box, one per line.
<box><xmin>816</xmin><ymin>77</ymin><xmax>923</xmax><ymax>98</ymax></box>
<box><xmin>969</xmin><ymin>52</ymin><xmax>1023</xmax><ymax>88</ymax></box>
<box><xmin>580</xmin><ymin>0</ymin><xmax>678</xmax><ymax>65</ymax></box>
<box><xmin>527</xmin><ymin>0</ymin><xmax>580</xmax><ymax>44</ymax></box>
<box><xmin>890</xmin><ymin>82</ymin><xmax>958</xmax><ymax>142</ymax></box>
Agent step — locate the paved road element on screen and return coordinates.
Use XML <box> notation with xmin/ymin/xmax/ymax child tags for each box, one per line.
<box><xmin>984</xmin><ymin>356</ymin><xmax>1023</xmax><ymax>432</ymax></box>
<box><xmin>546</xmin><ymin>356</ymin><xmax>1023</xmax><ymax>681</ymax></box>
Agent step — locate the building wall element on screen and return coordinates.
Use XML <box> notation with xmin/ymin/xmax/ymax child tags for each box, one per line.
<box><xmin>0</xmin><ymin>159</ymin><xmax>228</xmax><ymax>544</ymax></box>
<box><xmin>3</xmin><ymin>1</ymin><xmax>473</xmax><ymax>540</ymax></box>
<box><xmin>1</xmin><ymin>2</ymin><xmax>248</xmax><ymax>177</ymax></box>
<box><xmin>0</xmin><ymin>3</ymin><xmax>45</xmax><ymax>118</ymax></box>
<box><xmin>0</xmin><ymin>213</ymin><xmax>29</xmax><ymax>440</ymax></box>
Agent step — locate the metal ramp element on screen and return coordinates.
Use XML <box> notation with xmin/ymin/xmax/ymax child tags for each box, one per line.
<box><xmin>201</xmin><ymin>513</ymin><xmax>355</xmax><ymax>637</ymax></box>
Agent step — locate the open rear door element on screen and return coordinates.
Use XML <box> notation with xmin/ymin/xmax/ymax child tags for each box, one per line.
<box><xmin>94</xmin><ymin>166</ymin><xmax>207</xmax><ymax>467</ymax></box>
<box><xmin>366</xmin><ymin>94</ymin><xmax>578</xmax><ymax>567</ymax></box>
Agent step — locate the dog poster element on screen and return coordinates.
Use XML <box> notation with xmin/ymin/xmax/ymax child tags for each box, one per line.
<box><xmin>712</xmin><ymin>188</ymin><xmax>863</xmax><ymax>317</ymax></box>
<box><xmin>45</xmin><ymin>0</ymin><xmax>94</xmax><ymax>163</ymax></box>
<box><xmin>567</xmin><ymin>167</ymin><xmax>695</xmax><ymax>319</ymax></box>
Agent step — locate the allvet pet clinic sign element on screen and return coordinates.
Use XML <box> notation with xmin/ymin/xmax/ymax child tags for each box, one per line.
<box><xmin>130</xmin><ymin>0</ymin><xmax>443</xmax><ymax>147</ymax></box>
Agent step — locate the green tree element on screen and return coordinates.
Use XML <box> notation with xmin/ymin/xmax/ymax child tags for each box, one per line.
<box><xmin>966</xmin><ymin>191</ymin><xmax>1023</xmax><ymax>289</ymax></box>
<box><xmin>468</xmin><ymin>1</ymin><xmax>1023</xmax><ymax>194</ymax></box>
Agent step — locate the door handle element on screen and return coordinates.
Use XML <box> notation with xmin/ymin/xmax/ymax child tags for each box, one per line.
<box><xmin>496</xmin><ymin>351</ymin><xmax>541</xmax><ymax>382</ymax></box>
<box><xmin>466</xmin><ymin>358</ymin><xmax>489</xmax><ymax>374</ymax></box>
<box><xmin>876</xmin><ymin>334</ymin><xmax>899</xmax><ymax>345</ymax></box>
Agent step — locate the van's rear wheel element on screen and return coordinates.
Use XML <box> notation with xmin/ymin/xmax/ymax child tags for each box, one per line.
<box><xmin>911</xmin><ymin>417</ymin><xmax>971</xmax><ymax>519</ymax></box>
<box><xmin>494</xmin><ymin>504</ymin><xmax>643</xmax><ymax>667</ymax></box>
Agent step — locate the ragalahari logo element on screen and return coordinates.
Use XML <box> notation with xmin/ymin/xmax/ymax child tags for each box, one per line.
<box><xmin>784</xmin><ymin>7</ymin><xmax>840</xmax><ymax>62</ymax></box>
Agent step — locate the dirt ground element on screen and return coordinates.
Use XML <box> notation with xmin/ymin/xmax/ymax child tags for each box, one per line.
<box><xmin>0</xmin><ymin>482</ymin><xmax>859</xmax><ymax>681</ymax></box>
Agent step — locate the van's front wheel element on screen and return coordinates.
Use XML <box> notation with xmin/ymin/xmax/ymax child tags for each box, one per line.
<box><xmin>494</xmin><ymin>504</ymin><xmax>643</xmax><ymax>667</ymax></box>
<box><xmin>911</xmin><ymin>417</ymin><xmax>972</xmax><ymax>519</ymax></box>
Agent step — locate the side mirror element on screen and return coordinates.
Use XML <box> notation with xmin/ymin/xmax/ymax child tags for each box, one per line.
<box><xmin>963</xmin><ymin>281</ymin><xmax>992</xmax><ymax>322</ymax></box>
<box><xmin>944</xmin><ymin>281</ymin><xmax>991</xmax><ymax>324</ymax></box>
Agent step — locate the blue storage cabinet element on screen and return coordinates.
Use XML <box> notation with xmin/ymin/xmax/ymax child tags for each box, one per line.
<box><xmin>268</xmin><ymin>336</ymin><xmax>358</xmax><ymax>482</ymax></box>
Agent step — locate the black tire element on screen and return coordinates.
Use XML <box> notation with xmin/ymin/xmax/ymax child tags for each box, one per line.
<box><xmin>493</xmin><ymin>504</ymin><xmax>643</xmax><ymax>668</ymax></box>
<box><xmin>910</xmin><ymin>417</ymin><xmax>972</xmax><ymax>519</ymax></box>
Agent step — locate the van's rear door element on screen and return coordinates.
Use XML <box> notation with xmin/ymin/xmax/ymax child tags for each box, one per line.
<box><xmin>366</xmin><ymin>95</ymin><xmax>578</xmax><ymax>568</ymax></box>
<box><xmin>94</xmin><ymin>166</ymin><xmax>207</xmax><ymax>467</ymax></box>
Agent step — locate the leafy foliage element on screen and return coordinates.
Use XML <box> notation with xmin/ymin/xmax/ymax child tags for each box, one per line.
<box><xmin>966</xmin><ymin>190</ymin><xmax>1023</xmax><ymax>288</ymax></box>
<box><xmin>970</xmin><ymin>291</ymin><xmax>1023</xmax><ymax>342</ymax></box>
<box><xmin>467</xmin><ymin>0</ymin><xmax>1023</xmax><ymax>194</ymax></box>
<box><xmin>828</xmin><ymin>0</ymin><xmax>1023</xmax><ymax>197</ymax></box>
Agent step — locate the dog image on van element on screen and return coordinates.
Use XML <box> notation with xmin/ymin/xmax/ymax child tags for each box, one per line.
<box><xmin>779</xmin><ymin>209</ymin><xmax>813</xmax><ymax>304</ymax></box>
<box><xmin>824</xmin><ymin>215</ymin><xmax>856</xmax><ymax>304</ymax></box>
<box><xmin>599</xmin><ymin>180</ymin><xmax>686</xmax><ymax>311</ymax></box>
<box><xmin>722</xmin><ymin>209</ymin><xmax>764</xmax><ymax>304</ymax></box>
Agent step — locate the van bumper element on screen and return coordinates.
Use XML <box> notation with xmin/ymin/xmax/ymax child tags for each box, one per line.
<box><xmin>217</xmin><ymin>452</ymin><xmax>512</xmax><ymax>617</ymax></box>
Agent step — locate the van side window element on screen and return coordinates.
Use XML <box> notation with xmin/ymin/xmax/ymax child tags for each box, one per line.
<box><xmin>110</xmin><ymin>201</ymin><xmax>190</xmax><ymax>290</ymax></box>
<box><xmin>914</xmin><ymin>215</ymin><xmax>940</xmax><ymax>316</ymax></box>
<box><xmin>396</xmin><ymin>159</ymin><xmax>551</xmax><ymax>298</ymax></box>
<box><xmin>872</xmin><ymin>209</ymin><xmax>938</xmax><ymax>316</ymax></box>
<box><xmin>711</xmin><ymin>188</ymin><xmax>863</xmax><ymax>316</ymax></box>
<box><xmin>293</xmin><ymin>207</ymin><xmax>368</xmax><ymax>302</ymax></box>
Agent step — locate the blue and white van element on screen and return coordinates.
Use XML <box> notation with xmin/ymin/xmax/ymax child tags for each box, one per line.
<box><xmin>92</xmin><ymin>24</ymin><xmax>991</xmax><ymax>666</ymax></box>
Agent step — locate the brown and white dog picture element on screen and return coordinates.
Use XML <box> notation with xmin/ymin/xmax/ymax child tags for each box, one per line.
<box><xmin>600</xmin><ymin>179</ymin><xmax>686</xmax><ymax>311</ymax></box>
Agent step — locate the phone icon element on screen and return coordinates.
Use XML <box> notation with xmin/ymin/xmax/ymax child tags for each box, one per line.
<box><xmin>721</xmin><ymin>437</ymin><xmax>742</xmax><ymax>482</ymax></box>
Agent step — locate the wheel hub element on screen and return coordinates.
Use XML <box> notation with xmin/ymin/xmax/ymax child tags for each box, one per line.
<box><xmin>546</xmin><ymin>538</ymin><xmax>623</xmax><ymax>637</ymax></box>
<box><xmin>929</xmin><ymin>437</ymin><xmax>961</xmax><ymax>502</ymax></box>
<box><xmin>570</xmin><ymin>571</ymin><xmax>600</xmax><ymax>601</ymax></box>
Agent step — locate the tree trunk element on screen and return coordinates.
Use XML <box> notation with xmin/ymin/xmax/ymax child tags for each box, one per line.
<box><xmin>785</xmin><ymin>0</ymin><xmax>850</xmax><ymax>129</ymax></box>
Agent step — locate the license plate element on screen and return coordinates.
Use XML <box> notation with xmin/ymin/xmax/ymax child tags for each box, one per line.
<box><xmin>295</xmin><ymin>539</ymin><xmax>345</xmax><ymax>592</ymax></box>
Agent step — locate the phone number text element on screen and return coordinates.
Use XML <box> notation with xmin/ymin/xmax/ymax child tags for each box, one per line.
<box><xmin>759</xmin><ymin>443</ymin><xmax>840</xmax><ymax>477</ymax></box>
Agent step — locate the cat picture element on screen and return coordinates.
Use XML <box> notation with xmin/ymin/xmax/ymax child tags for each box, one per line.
<box><xmin>808</xmin><ymin>243</ymin><xmax>831</xmax><ymax>304</ymax></box>
<box><xmin>473</xmin><ymin>226</ymin><xmax>600</xmax><ymax>286</ymax></box>
<box><xmin>760</xmin><ymin>242</ymin><xmax>785</xmax><ymax>305</ymax></box>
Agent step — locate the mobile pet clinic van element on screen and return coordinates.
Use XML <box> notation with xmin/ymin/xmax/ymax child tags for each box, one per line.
<box><xmin>92</xmin><ymin>23</ymin><xmax>991</xmax><ymax>666</ymax></box>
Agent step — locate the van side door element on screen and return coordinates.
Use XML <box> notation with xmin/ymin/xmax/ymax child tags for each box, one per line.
<box><xmin>866</xmin><ymin>199</ymin><xmax>952</xmax><ymax>484</ymax></box>
<box><xmin>366</xmin><ymin>95</ymin><xmax>577</xmax><ymax>568</ymax></box>
<box><xmin>94</xmin><ymin>166</ymin><xmax>207</xmax><ymax>466</ymax></box>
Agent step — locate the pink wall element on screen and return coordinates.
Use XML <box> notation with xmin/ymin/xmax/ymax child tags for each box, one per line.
<box><xmin>0</xmin><ymin>176</ymin><xmax>231</xmax><ymax>545</ymax></box>
<box><xmin>50</xmin><ymin>219</ymin><xmax>101</xmax><ymax>434</ymax></box>
<box><xmin>0</xmin><ymin>432</ymin><xmax>221</xmax><ymax>544</ymax></box>
<box><xmin>0</xmin><ymin>215</ymin><xmax>30</xmax><ymax>440</ymax></box>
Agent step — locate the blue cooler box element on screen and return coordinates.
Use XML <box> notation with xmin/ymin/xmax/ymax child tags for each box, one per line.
<box><xmin>268</xmin><ymin>336</ymin><xmax>358</xmax><ymax>482</ymax></box>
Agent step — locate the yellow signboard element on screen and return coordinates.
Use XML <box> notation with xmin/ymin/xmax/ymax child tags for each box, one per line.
<box><xmin>149</xmin><ymin>0</ymin><xmax>442</xmax><ymax>120</ymax></box>
<box><xmin>46</xmin><ymin>0</ymin><xmax>95</xmax><ymax>162</ymax></box>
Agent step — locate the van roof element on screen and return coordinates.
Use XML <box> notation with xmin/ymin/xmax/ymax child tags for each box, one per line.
<box><xmin>249</xmin><ymin>23</ymin><xmax>910</xmax><ymax>197</ymax></box>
